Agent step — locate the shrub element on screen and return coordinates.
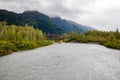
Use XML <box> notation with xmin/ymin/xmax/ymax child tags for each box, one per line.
<box><xmin>37</xmin><ymin>40</ymin><xmax>52</xmax><ymax>46</ymax></box>
<box><xmin>0</xmin><ymin>41</ymin><xmax>17</xmax><ymax>56</ymax></box>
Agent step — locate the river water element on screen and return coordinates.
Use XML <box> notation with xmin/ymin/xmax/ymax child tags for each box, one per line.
<box><xmin>0</xmin><ymin>43</ymin><xmax>120</xmax><ymax>80</ymax></box>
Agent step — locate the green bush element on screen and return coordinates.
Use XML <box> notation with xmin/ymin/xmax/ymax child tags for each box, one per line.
<box><xmin>0</xmin><ymin>41</ymin><xmax>17</xmax><ymax>56</ymax></box>
<box><xmin>37</xmin><ymin>40</ymin><xmax>53</xmax><ymax>46</ymax></box>
<box><xmin>103</xmin><ymin>41</ymin><xmax>120</xmax><ymax>49</ymax></box>
<box><xmin>12</xmin><ymin>41</ymin><xmax>39</xmax><ymax>50</ymax></box>
<box><xmin>61</xmin><ymin>30</ymin><xmax>120</xmax><ymax>50</ymax></box>
<box><xmin>0</xmin><ymin>40</ymin><xmax>52</xmax><ymax>56</ymax></box>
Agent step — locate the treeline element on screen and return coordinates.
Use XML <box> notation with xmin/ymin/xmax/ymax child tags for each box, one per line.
<box><xmin>0</xmin><ymin>21</ymin><xmax>52</xmax><ymax>56</ymax></box>
<box><xmin>60</xmin><ymin>29</ymin><xmax>120</xmax><ymax>49</ymax></box>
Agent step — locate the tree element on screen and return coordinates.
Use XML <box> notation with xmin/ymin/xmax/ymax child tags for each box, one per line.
<box><xmin>36</xmin><ymin>29</ymin><xmax>44</xmax><ymax>41</ymax></box>
<box><xmin>70</xmin><ymin>31</ymin><xmax>79</xmax><ymax>40</ymax></box>
<box><xmin>115</xmin><ymin>28</ymin><xmax>120</xmax><ymax>39</ymax></box>
<box><xmin>62</xmin><ymin>33</ymin><xmax>69</xmax><ymax>39</ymax></box>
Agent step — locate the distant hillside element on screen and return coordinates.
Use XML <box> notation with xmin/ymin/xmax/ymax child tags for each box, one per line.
<box><xmin>0</xmin><ymin>9</ymin><xmax>94</xmax><ymax>34</ymax></box>
<box><xmin>51</xmin><ymin>17</ymin><xmax>94</xmax><ymax>33</ymax></box>
<box><xmin>0</xmin><ymin>10</ymin><xmax>62</xmax><ymax>34</ymax></box>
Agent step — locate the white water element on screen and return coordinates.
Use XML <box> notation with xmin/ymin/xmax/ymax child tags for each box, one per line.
<box><xmin>0</xmin><ymin>43</ymin><xmax>120</xmax><ymax>80</ymax></box>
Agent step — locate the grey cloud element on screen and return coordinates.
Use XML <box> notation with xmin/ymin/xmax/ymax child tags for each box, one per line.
<box><xmin>0</xmin><ymin>0</ymin><xmax>35</xmax><ymax>2</ymax></box>
<box><xmin>0</xmin><ymin>0</ymin><xmax>120</xmax><ymax>31</ymax></box>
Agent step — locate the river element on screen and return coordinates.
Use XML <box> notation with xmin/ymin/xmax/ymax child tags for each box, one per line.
<box><xmin>0</xmin><ymin>43</ymin><xmax>120</xmax><ymax>80</ymax></box>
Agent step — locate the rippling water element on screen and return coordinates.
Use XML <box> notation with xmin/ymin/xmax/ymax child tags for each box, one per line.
<box><xmin>0</xmin><ymin>43</ymin><xmax>120</xmax><ymax>80</ymax></box>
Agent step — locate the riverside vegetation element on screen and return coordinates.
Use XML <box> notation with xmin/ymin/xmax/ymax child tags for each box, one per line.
<box><xmin>61</xmin><ymin>29</ymin><xmax>120</xmax><ymax>49</ymax></box>
<box><xmin>0</xmin><ymin>21</ymin><xmax>52</xmax><ymax>56</ymax></box>
<box><xmin>0</xmin><ymin>21</ymin><xmax>120</xmax><ymax>56</ymax></box>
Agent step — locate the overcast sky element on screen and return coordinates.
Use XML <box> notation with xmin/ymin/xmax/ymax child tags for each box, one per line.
<box><xmin>0</xmin><ymin>0</ymin><xmax>120</xmax><ymax>31</ymax></box>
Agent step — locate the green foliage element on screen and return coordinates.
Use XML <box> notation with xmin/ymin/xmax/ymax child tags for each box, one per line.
<box><xmin>0</xmin><ymin>24</ymin><xmax>44</xmax><ymax>41</ymax></box>
<box><xmin>101</xmin><ymin>40</ymin><xmax>120</xmax><ymax>49</ymax></box>
<box><xmin>0</xmin><ymin>22</ymin><xmax>52</xmax><ymax>56</ymax></box>
<box><xmin>0</xmin><ymin>41</ymin><xmax>17</xmax><ymax>56</ymax></box>
<box><xmin>12</xmin><ymin>41</ymin><xmax>38</xmax><ymax>50</ymax></box>
<box><xmin>62</xmin><ymin>30</ymin><xmax>120</xmax><ymax>49</ymax></box>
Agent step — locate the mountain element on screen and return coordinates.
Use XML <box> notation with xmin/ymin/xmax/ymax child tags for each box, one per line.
<box><xmin>0</xmin><ymin>9</ymin><xmax>94</xmax><ymax>34</ymax></box>
<box><xmin>0</xmin><ymin>10</ymin><xmax>62</xmax><ymax>34</ymax></box>
<box><xmin>51</xmin><ymin>17</ymin><xmax>94</xmax><ymax>33</ymax></box>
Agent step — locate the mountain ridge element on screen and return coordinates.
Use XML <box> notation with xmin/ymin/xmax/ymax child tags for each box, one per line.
<box><xmin>51</xmin><ymin>17</ymin><xmax>94</xmax><ymax>33</ymax></box>
<box><xmin>0</xmin><ymin>9</ymin><xmax>94</xmax><ymax>34</ymax></box>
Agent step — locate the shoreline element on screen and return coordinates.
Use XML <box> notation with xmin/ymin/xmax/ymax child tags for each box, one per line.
<box><xmin>66</xmin><ymin>41</ymin><xmax>120</xmax><ymax>50</ymax></box>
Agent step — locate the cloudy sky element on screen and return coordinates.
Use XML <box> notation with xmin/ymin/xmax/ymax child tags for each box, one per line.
<box><xmin>0</xmin><ymin>0</ymin><xmax>120</xmax><ymax>31</ymax></box>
